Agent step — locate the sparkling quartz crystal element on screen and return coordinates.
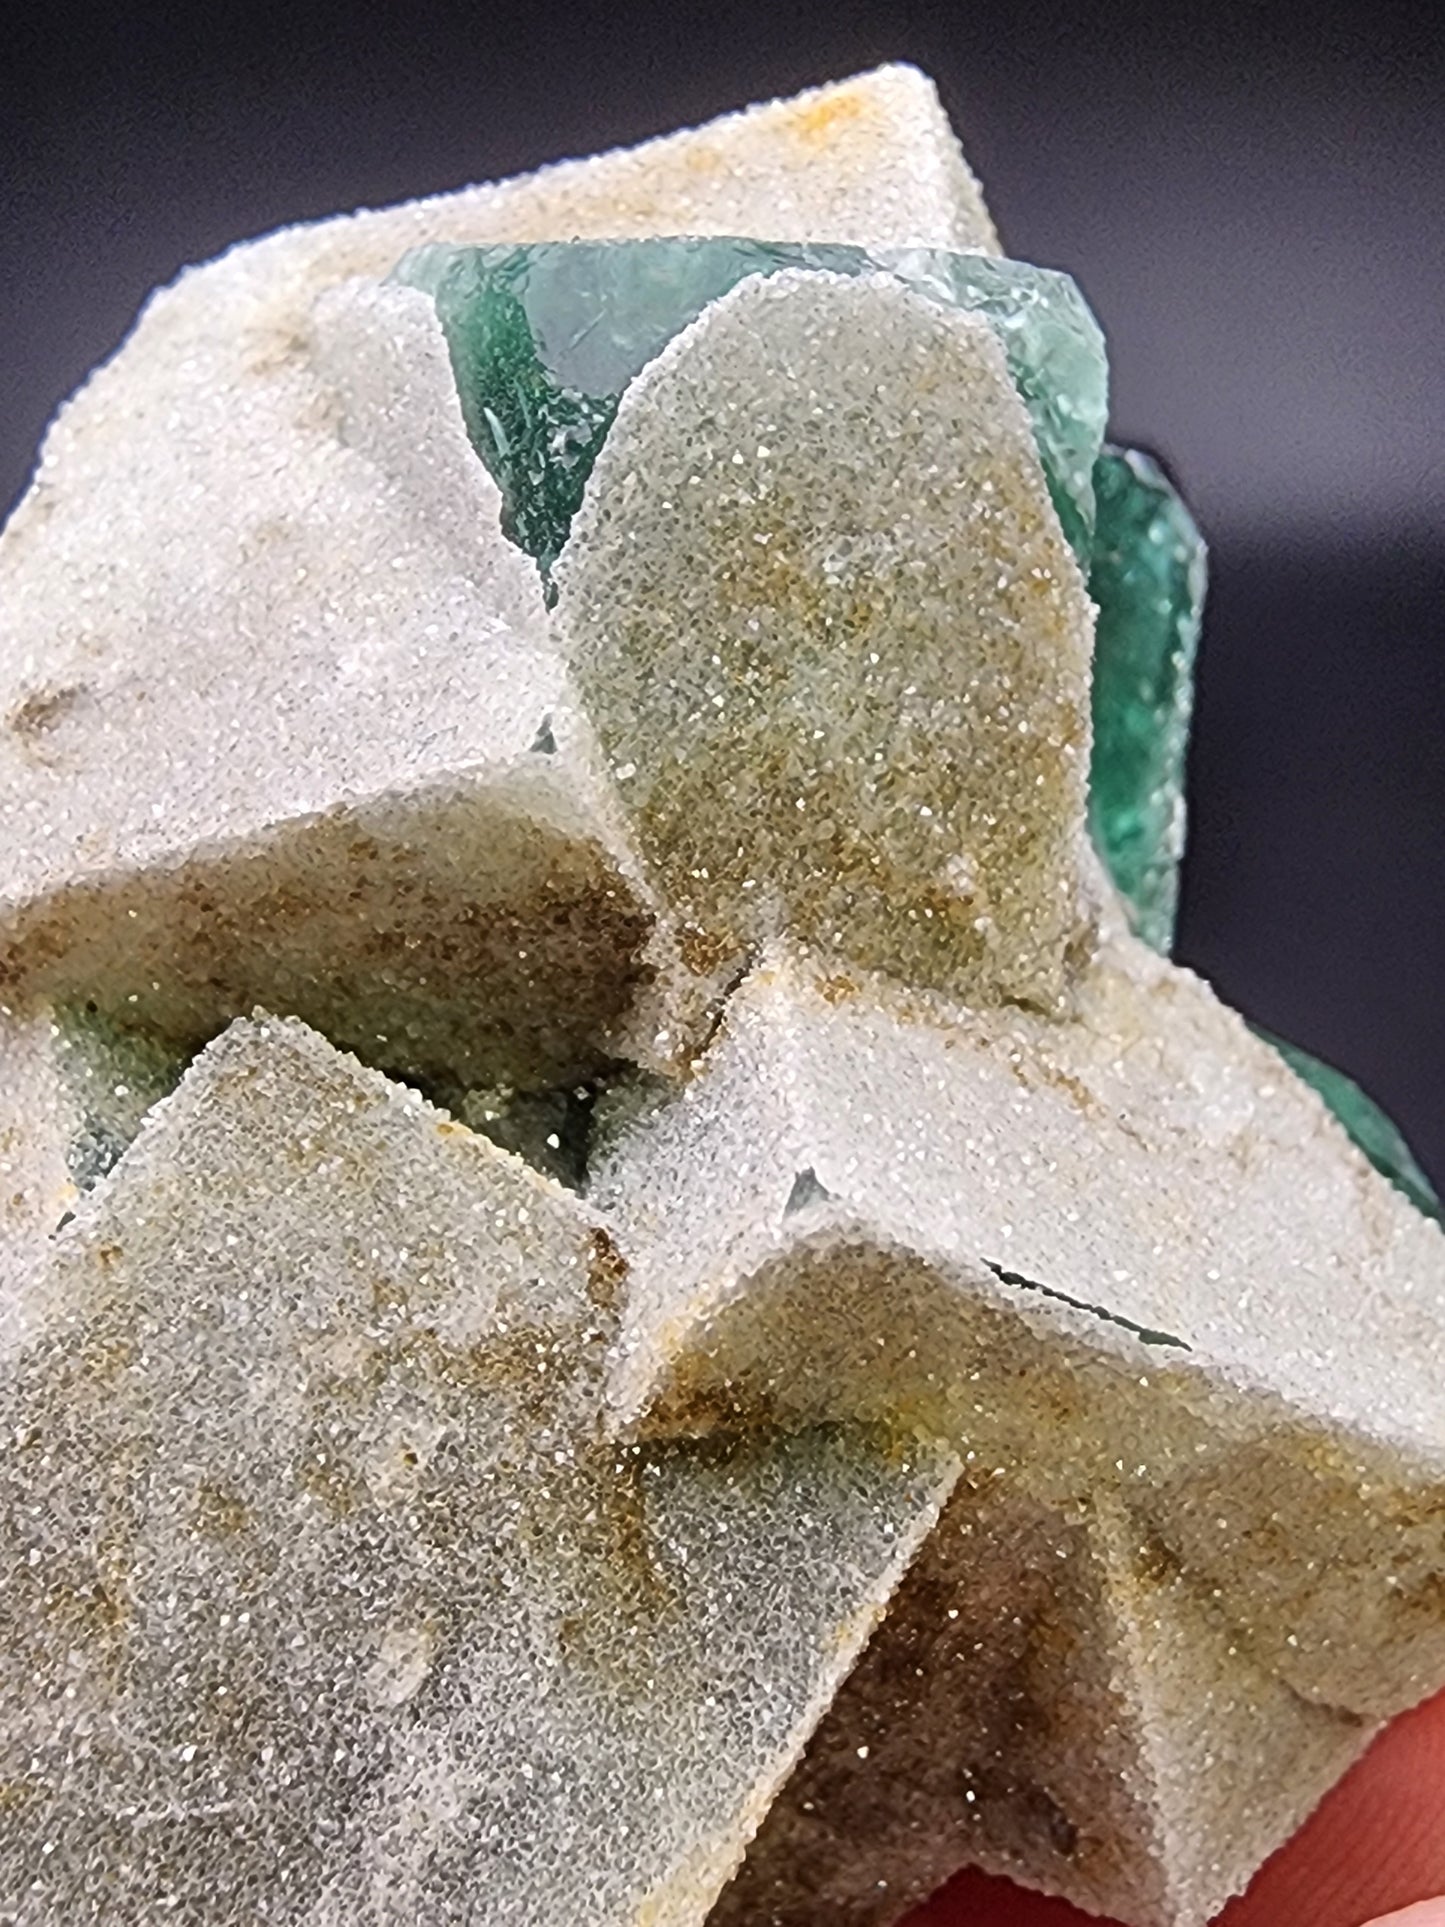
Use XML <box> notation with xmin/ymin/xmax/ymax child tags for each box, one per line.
<box><xmin>1</xmin><ymin>60</ymin><xmax>1442</xmax><ymax>1927</ymax></box>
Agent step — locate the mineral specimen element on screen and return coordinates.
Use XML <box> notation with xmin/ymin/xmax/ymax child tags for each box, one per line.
<box><xmin>0</xmin><ymin>59</ymin><xmax>1441</xmax><ymax>1927</ymax></box>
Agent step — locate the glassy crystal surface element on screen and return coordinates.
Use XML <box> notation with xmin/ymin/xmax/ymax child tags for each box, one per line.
<box><xmin>1086</xmin><ymin>444</ymin><xmax>1206</xmax><ymax>953</ymax></box>
<box><xmin>1261</xmin><ymin>1028</ymin><xmax>1442</xmax><ymax>1222</ymax></box>
<box><xmin>393</xmin><ymin>238</ymin><xmax>1106</xmax><ymax>576</ymax></box>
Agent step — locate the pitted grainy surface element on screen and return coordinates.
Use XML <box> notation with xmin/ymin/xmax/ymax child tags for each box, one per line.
<box><xmin>557</xmin><ymin>273</ymin><xmax>1095</xmax><ymax>1013</ymax></box>
<box><xmin>0</xmin><ymin>1017</ymin><xmax>953</xmax><ymax>1925</ymax></box>
<box><xmin>1</xmin><ymin>57</ymin><xmax>1443</xmax><ymax>1927</ymax></box>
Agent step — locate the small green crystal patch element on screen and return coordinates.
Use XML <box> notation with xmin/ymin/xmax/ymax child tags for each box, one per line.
<box><xmin>1086</xmin><ymin>445</ymin><xmax>1206</xmax><ymax>954</ymax></box>
<box><xmin>53</xmin><ymin>1005</ymin><xmax>189</xmax><ymax>1191</ymax></box>
<box><xmin>1257</xmin><ymin>1029</ymin><xmax>1441</xmax><ymax>1222</ymax></box>
<box><xmin>392</xmin><ymin>238</ymin><xmax>1106</xmax><ymax>580</ymax></box>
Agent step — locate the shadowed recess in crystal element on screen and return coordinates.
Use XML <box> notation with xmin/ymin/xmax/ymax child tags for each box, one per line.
<box><xmin>1257</xmin><ymin>1028</ymin><xmax>1442</xmax><ymax>1223</ymax></box>
<box><xmin>391</xmin><ymin>238</ymin><xmax>1106</xmax><ymax>577</ymax></box>
<box><xmin>53</xmin><ymin>1005</ymin><xmax>189</xmax><ymax>1191</ymax></box>
<box><xmin>1086</xmin><ymin>445</ymin><xmax>1206</xmax><ymax>955</ymax></box>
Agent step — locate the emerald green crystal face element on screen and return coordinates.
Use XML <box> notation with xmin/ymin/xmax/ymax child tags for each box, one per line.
<box><xmin>392</xmin><ymin>238</ymin><xmax>1107</xmax><ymax>578</ymax></box>
<box><xmin>1085</xmin><ymin>445</ymin><xmax>1206</xmax><ymax>955</ymax></box>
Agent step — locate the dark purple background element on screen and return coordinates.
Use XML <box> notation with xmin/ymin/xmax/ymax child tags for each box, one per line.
<box><xmin>3</xmin><ymin>0</ymin><xmax>1442</xmax><ymax>1183</ymax></box>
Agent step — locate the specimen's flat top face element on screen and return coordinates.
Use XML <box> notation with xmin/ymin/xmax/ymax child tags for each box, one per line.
<box><xmin>1</xmin><ymin>56</ymin><xmax>1442</xmax><ymax>1927</ymax></box>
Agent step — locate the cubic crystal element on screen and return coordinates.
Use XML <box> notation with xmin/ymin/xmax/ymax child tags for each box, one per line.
<box><xmin>0</xmin><ymin>59</ymin><xmax>1440</xmax><ymax>1927</ymax></box>
<box><xmin>0</xmin><ymin>1015</ymin><xmax>953</xmax><ymax>1923</ymax></box>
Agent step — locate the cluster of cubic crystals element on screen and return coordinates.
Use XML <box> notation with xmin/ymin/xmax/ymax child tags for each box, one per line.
<box><xmin>1</xmin><ymin>61</ymin><xmax>1443</xmax><ymax>1927</ymax></box>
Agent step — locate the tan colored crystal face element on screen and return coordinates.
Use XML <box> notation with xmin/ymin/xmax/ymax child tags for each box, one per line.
<box><xmin>715</xmin><ymin>1479</ymin><xmax>1369</xmax><ymax>1927</ymax></box>
<box><xmin>1</xmin><ymin>57</ymin><xmax>1443</xmax><ymax>1927</ymax></box>
<box><xmin>558</xmin><ymin>271</ymin><xmax>1096</xmax><ymax>1011</ymax></box>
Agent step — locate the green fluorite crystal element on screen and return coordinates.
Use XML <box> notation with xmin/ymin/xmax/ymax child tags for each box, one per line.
<box><xmin>1258</xmin><ymin>1029</ymin><xmax>1441</xmax><ymax>1222</ymax></box>
<box><xmin>393</xmin><ymin>238</ymin><xmax>1106</xmax><ymax>577</ymax></box>
<box><xmin>53</xmin><ymin>1006</ymin><xmax>187</xmax><ymax>1190</ymax></box>
<box><xmin>1086</xmin><ymin>445</ymin><xmax>1207</xmax><ymax>955</ymax></box>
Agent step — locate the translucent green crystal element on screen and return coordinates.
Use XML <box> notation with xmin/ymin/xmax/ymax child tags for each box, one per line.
<box><xmin>1086</xmin><ymin>445</ymin><xmax>1206</xmax><ymax>953</ymax></box>
<box><xmin>392</xmin><ymin>238</ymin><xmax>1107</xmax><ymax>578</ymax></box>
<box><xmin>1258</xmin><ymin>1029</ymin><xmax>1441</xmax><ymax>1222</ymax></box>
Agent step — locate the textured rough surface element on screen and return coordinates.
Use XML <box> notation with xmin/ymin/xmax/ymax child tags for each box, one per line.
<box><xmin>595</xmin><ymin>946</ymin><xmax>1445</xmax><ymax>1716</ymax></box>
<box><xmin>0</xmin><ymin>269</ymin><xmax>651</xmax><ymax>1092</ymax></box>
<box><xmin>596</xmin><ymin>943</ymin><xmax>1445</xmax><ymax>1923</ymax></box>
<box><xmin>0</xmin><ymin>61</ymin><xmax>986</xmax><ymax>1087</ymax></box>
<box><xmin>0</xmin><ymin>1004</ymin><xmax>184</xmax><ymax>1340</ymax></box>
<box><xmin>0</xmin><ymin>1016</ymin><xmax>955</xmax><ymax>1925</ymax></box>
<box><xmin>558</xmin><ymin>272</ymin><xmax>1097</xmax><ymax>1013</ymax></box>
<box><xmin>716</xmin><ymin>1482</ymin><xmax>1367</xmax><ymax>1927</ymax></box>
<box><xmin>1</xmin><ymin>58</ymin><xmax>1442</xmax><ymax>1927</ymax></box>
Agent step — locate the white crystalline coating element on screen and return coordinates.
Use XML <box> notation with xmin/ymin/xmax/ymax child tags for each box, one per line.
<box><xmin>0</xmin><ymin>60</ymin><xmax>993</xmax><ymax>1084</ymax></box>
<box><xmin>598</xmin><ymin>942</ymin><xmax>1445</xmax><ymax>1455</ymax></box>
<box><xmin>0</xmin><ymin>267</ymin><xmax>655</xmax><ymax>1091</ymax></box>
<box><xmin>3</xmin><ymin>56</ymin><xmax>1443</xmax><ymax>1927</ymax></box>
<box><xmin>557</xmin><ymin>271</ymin><xmax>1096</xmax><ymax>1009</ymax></box>
<box><xmin>0</xmin><ymin>1015</ymin><xmax>956</xmax><ymax>1925</ymax></box>
<box><xmin>143</xmin><ymin>65</ymin><xmax>992</xmax><ymax>344</ymax></box>
<box><xmin>591</xmin><ymin>938</ymin><xmax>1445</xmax><ymax>1875</ymax></box>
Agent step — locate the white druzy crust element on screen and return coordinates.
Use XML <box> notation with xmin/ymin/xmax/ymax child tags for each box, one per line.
<box><xmin>0</xmin><ymin>61</ymin><xmax>1441</xmax><ymax>1927</ymax></box>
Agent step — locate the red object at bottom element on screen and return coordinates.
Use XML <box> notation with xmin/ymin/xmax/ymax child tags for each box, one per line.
<box><xmin>901</xmin><ymin>1687</ymin><xmax>1445</xmax><ymax>1927</ymax></box>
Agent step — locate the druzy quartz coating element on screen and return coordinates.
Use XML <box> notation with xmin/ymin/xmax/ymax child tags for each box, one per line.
<box><xmin>0</xmin><ymin>60</ymin><xmax>1442</xmax><ymax>1927</ymax></box>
